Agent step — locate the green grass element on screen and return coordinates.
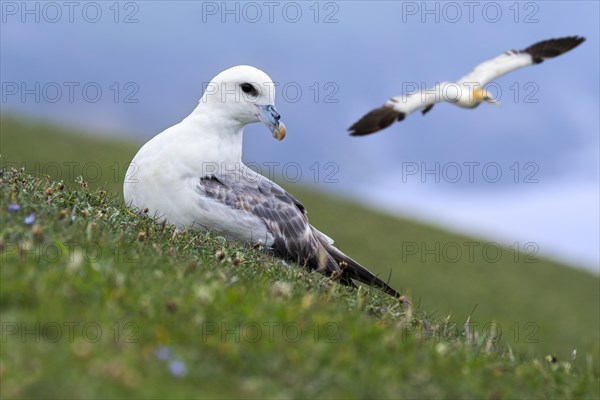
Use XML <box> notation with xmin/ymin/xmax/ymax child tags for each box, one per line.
<box><xmin>1</xmin><ymin>114</ymin><xmax>599</xmax><ymax>398</ymax></box>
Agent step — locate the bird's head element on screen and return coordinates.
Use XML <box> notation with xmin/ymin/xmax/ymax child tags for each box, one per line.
<box><xmin>200</xmin><ymin>65</ymin><xmax>286</xmax><ymax>141</ymax></box>
<box><xmin>473</xmin><ymin>88</ymin><xmax>501</xmax><ymax>107</ymax></box>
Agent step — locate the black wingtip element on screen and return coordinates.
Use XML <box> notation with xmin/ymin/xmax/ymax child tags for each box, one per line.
<box><xmin>348</xmin><ymin>106</ymin><xmax>405</xmax><ymax>136</ymax></box>
<box><xmin>523</xmin><ymin>36</ymin><xmax>586</xmax><ymax>64</ymax></box>
<box><xmin>347</xmin><ymin>268</ymin><xmax>403</xmax><ymax>299</ymax></box>
<box><xmin>325</xmin><ymin>245</ymin><xmax>403</xmax><ymax>299</ymax></box>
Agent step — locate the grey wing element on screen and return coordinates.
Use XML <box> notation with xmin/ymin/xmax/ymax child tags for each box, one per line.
<box><xmin>197</xmin><ymin>174</ymin><xmax>337</xmax><ymax>273</ymax></box>
<box><xmin>197</xmin><ymin>172</ymin><xmax>403</xmax><ymax>298</ymax></box>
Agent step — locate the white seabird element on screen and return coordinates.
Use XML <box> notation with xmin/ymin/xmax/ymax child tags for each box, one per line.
<box><xmin>349</xmin><ymin>36</ymin><xmax>585</xmax><ymax>136</ymax></box>
<box><xmin>124</xmin><ymin>65</ymin><xmax>401</xmax><ymax>299</ymax></box>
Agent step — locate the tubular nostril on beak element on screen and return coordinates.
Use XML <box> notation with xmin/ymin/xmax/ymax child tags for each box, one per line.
<box><xmin>267</xmin><ymin>105</ymin><xmax>280</xmax><ymax>121</ymax></box>
<box><xmin>256</xmin><ymin>104</ymin><xmax>284</xmax><ymax>139</ymax></box>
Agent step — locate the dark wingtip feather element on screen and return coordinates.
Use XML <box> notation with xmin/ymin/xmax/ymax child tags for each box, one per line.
<box><xmin>324</xmin><ymin>245</ymin><xmax>403</xmax><ymax>299</ymax></box>
<box><xmin>343</xmin><ymin>263</ymin><xmax>403</xmax><ymax>299</ymax></box>
<box><xmin>523</xmin><ymin>36</ymin><xmax>586</xmax><ymax>64</ymax></box>
<box><xmin>348</xmin><ymin>106</ymin><xmax>404</xmax><ymax>136</ymax></box>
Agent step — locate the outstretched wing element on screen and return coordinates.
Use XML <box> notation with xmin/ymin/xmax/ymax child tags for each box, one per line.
<box><xmin>459</xmin><ymin>36</ymin><xmax>585</xmax><ymax>86</ymax></box>
<box><xmin>348</xmin><ymin>89</ymin><xmax>441</xmax><ymax>136</ymax></box>
<box><xmin>350</xmin><ymin>36</ymin><xmax>584</xmax><ymax>136</ymax></box>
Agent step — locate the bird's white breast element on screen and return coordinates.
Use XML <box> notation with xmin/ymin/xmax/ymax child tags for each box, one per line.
<box><xmin>123</xmin><ymin>120</ymin><xmax>273</xmax><ymax>245</ymax></box>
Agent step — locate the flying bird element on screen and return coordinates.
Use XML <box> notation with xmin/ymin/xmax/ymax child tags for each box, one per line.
<box><xmin>349</xmin><ymin>36</ymin><xmax>586</xmax><ymax>136</ymax></box>
<box><xmin>124</xmin><ymin>65</ymin><xmax>401</xmax><ymax>299</ymax></box>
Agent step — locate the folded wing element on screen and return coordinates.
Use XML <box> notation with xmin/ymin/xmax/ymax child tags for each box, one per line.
<box><xmin>197</xmin><ymin>170</ymin><xmax>402</xmax><ymax>298</ymax></box>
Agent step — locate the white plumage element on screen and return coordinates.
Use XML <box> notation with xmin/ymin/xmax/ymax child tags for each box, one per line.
<box><xmin>124</xmin><ymin>65</ymin><xmax>402</xmax><ymax>298</ymax></box>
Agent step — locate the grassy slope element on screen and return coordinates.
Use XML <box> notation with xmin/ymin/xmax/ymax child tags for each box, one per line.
<box><xmin>1</xmin><ymin>115</ymin><xmax>599</xmax><ymax>397</ymax></box>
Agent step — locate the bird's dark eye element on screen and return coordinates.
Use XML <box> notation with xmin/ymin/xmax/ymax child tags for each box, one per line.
<box><xmin>240</xmin><ymin>83</ymin><xmax>258</xmax><ymax>96</ymax></box>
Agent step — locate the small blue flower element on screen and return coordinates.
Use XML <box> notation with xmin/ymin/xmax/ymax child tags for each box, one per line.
<box><xmin>168</xmin><ymin>360</ymin><xmax>187</xmax><ymax>377</ymax></box>
<box><xmin>24</xmin><ymin>213</ymin><xmax>36</xmax><ymax>225</ymax></box>
<box><xmin>154</xmin><ymin>346</ymin><xmax>171</xmax><ymax>361</ymax></box>
<box><xmin>8</xmin><ymin>203</ymin><xmax>20</xmax><ymax>212</ymax></box>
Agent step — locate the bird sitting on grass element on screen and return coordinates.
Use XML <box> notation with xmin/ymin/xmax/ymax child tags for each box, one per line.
<box><xmin>124</xmin><ymin>65</ymin><xmax>402</xmax><ymax>299</ymax></box>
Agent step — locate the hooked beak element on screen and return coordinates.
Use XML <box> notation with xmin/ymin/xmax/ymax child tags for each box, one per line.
<box><xmin>255</xmin><ymin>104</ymin><xmax>286</xmax><ymax>141</ymax></box>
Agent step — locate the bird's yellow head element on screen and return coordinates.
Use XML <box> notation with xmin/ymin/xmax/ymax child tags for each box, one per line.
<box><xmin>473</xmin><ymin>88</ymin><xmax>501</xmax><ymax>107</ymax></box>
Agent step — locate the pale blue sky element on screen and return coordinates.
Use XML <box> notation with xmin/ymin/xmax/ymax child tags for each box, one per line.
<box><xmin>2</xmin><ymin>1</ymin><xmax>598</xmax><ymax>270</ymax></box>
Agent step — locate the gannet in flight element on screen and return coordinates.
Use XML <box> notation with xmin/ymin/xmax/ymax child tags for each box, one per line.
<box><xmin>349</xmin><ymin>36</ymin><xmax>585</xmax><ymax>136</ymax></box>
<box><xmin>124</xmin><ymin>65</ymin><xmax>401</xmax><ymax>299</ymax></box>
